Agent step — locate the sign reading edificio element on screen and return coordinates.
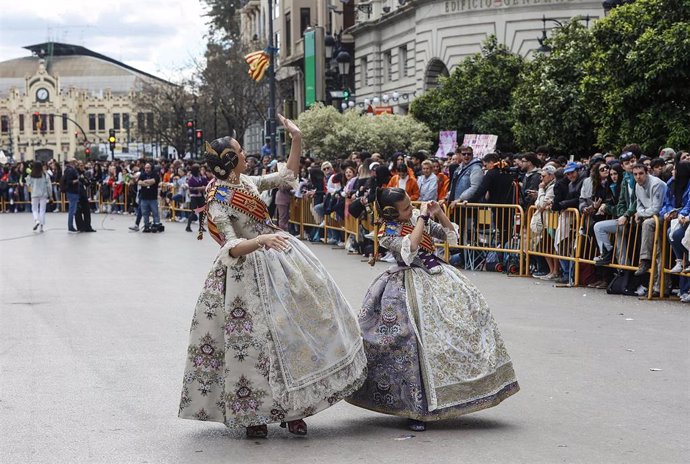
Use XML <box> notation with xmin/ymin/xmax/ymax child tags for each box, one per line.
<box><xmin>444</xmin><ymin>0</ymin><xmax>577</xmax><ymax>13</ymax></box>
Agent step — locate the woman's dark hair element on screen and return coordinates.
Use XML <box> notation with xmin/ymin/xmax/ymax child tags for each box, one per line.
<box><xmin>374</xmin><ymin>165</ymin><xmax>391</xmax><ymax>187</ymax></box>
<box><xmin>376</xmin><ymin>187</ymin><xmax>407</xmax><ymax>221</ymax></box>
<box><xmin>190</xmin><ymin>164</ymin><xmax>201</xmax><ymax>177</ymax></box>
<box><xmin>674</xmin><ymin>162</ymin><xmax>690</xmax><ymax>208</ymax></box>
<box><xmin>590</xmin><ymin>161</ymin><xmax>604</xmax><ymax>192</ymax></box>
<box><xmin>308</xmin><ymin>166</ymin><xmax>325</xmax><ymax>189</ymax></box>
<box><xmin>482</xmin><ymin>153</ymin><xmax>500</xmax><ymax>164</ymax></box>
<box><xmin>30</xmin><ymin>161</ymin><xmax>43</xmax><ymax>178</ymax></box>
<box><xmin>204</xmin><ymin>136</ymin><xmax>239</xmax><ymax>180</ymax></box>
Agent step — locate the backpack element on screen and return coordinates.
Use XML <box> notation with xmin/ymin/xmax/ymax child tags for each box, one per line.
<box><xmin>606</xmin><ymin>270</ymin><xmax>640</xmax><ymax>296</ymax></box>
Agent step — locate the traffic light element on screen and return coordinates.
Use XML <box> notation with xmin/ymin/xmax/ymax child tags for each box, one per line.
<box><xmin>85</xmin><ymin>148</ymin><xmax>91</xmax><ymax>158</ymax></box>
<box><xmin>108</xmin><ymin>129</ymin><xmax>116</xmax><ymax>151</ymax></box>
<box><xmin>186</xmin><ymin>120</ymin><xmax>195</xmax><ymax>144</ymax></box>
<box><xmin>343</xmin><ymin>89</ymin><xmax>350</xmax><ymax>102</ymax></box>
<box><xmin>195</xmin><ymin>129</ymin><xmax>203</xmax><ymax>142</ymax></box>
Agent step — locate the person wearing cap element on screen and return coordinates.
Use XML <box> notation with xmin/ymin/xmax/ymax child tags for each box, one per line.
<box><xmin>593</xmin><ymin>151</ymin><xmax>638</xmax><ymax>266</ymax></box>
<box><xmin>551</xmin><ymin>161</ymin><xmax>586</xmax><ymax>281</ymax></box>
<box><xmin>533</xmin><ymin>165</ymin><xmax>559</xmax><ymax>280</ymax></box>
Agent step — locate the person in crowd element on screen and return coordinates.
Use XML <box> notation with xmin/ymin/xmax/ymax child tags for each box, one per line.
<box><xmin>649</xmin><ymin>158</ymin><xmax>666</xmax><ymax>179</ymax></box>
<box><xmin>388</xmin><ymin>162</ymin><xmax>420</xmax><ymax>201</ymax></box>
<box><xmin>26</xmin><ymin>161</ymin><xmax>53</xmax><ymax>232</ymax></box>
<box><xmin>179</xmin><ymin>115</ymin><xmax>366</xmax><ymax>439</ymax></box>
<box><xmin>632</xmin><ymin>163</ymin><xmax>668</xmax><ymax>276</ymax></box>
<box><xmin>431</xmin><ymin>159</ymin><xmax>449</xmax><ymax>201</ymax></box>
<box><xmin>551</xmin><ymin>162</ymin><xmax>587</xmax><ymax>281</ymax></box>
<box><xmin>660</xmin><ymin>162</ymin><xmax>690</xmax><ymax>281</ymax></box>
<box><xmin>411</xmin><ymin>150</ymin><xmax>428</xmax><ymax>178</ymax></box>
<box><xmin>535</xmin><ymin>145</ymin><xmax>551</xmax><ymax>165</ymax></box>
<box><xmin>578</xmin><ymin>159</ymin><xmax>612</xmax><ymax>287</ymax></box>
<box><xmin>137</xmin><ymin>163</ymin><xmax>162</xmax><ymax>233</ymax></box>
<box><xmin>533</xmin><ymin>165</ymin><xmax>559</xmax><ymax>280</ymax></box>
<box><xmin>417</xmin><ymin>160</ymin><xmax>438</xmax><ymax>201</ymax></box>
<box><xmin>75</xmin><ymin>161</ymin><xmax>96</xmax><ymax>232</ymax></box>
<box><xmin>448</xmin><ymin>145</ymin><xmax>483</xmax><ymax>208</ymax></box>
<box><xmin>520</xmin><ymin>152</ymin><xmax>542</xmax><ymax>208</ymax></box>
<box><xmin>62</xmin><ymin>159</ymin><xmax>81</xmax><ymax>232</ymax></box>
<box><xmin>594</xmin><ymin>151</ymin><xmax>638</xmax><ymax>266</ymax></box>
<box><xmin>306</xmin><ymin>165</ymin><xmax>326</xmax><ymax>241</ymax></box>
<box><xmin>347</xmin><ymin>188</ymin><xmax>518</xmax><ymax>431</ymax></box>
<box><xmin>185</xmin><ymin>164</ymin><xmax>208</xmax><ymax>233</ymax></box>
<box><xmin>469</xmin><ymin>153</ymin><xmax>516</xmax><ymax>205</ymax></box>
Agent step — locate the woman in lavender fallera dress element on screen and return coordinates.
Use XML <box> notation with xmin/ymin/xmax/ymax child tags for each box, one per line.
<box><xmin>179</xmin><ymin>115</ymin><xmax>367</xmax><ymax>438</ymax></box>
<box><xmin>347</xmin><ymin>188</ymin><xmax>519</xmax><ymax>431</ymax></box>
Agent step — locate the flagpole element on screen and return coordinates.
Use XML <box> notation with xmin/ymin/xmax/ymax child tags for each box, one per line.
<box><xmin>267</xmin><ymin>0</ymin><xmax>277</xmax><ymax>158</ymax></box>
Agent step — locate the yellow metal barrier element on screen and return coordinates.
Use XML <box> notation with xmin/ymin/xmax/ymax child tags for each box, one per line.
<box><xmin>526</xmin><ymin>206</ymin><xmax>580</xmax><ymax>285</ymax></box>
<box><xmin>447</xmin><ymin>203</ymin><xmax>525</xmax><ymax>275</ymax></box>
<box><xmin>658</xmin><ymin>218</ymin><xmax>690</xmax><ymax>299</ymax></box>
<box><xmin>289</xmin><ymin>196</ymin><xmax>304</xmax><ymax>239</ymax></box>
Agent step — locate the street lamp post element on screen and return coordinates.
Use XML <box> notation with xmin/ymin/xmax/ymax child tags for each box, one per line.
<box><xmin>267</xmin><ymin>0</ymin><xmax>277</xmax><ymax>158</ymax></box>
<box><xmin>324</xmin><ymin>31</ymin><xmax>352</xmax><ymax>111</ymax></box>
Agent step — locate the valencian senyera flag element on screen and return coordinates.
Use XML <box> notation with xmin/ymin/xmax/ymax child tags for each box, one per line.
<box><xmin>244</xmin><ymin>50</ymin><xmax>270</xmax><ymax>82</ymax></box>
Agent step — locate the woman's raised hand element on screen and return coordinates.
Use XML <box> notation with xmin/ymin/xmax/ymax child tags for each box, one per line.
<box><xmin>277</xmin><ymin>114</ymin><xmax>301</xmax><ymax>138</ymax></box>
<box><xmin>427</xmin><ymin>201</ymin><xmax>442</xmax><ymax>217</ymax></box>
<box><xmin>258</xmin><ymin>233</ymin><xmax>291</xmax><ymax>252</ymax></box>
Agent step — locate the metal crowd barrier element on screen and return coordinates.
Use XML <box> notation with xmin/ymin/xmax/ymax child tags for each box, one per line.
<box><xmin>526</xmin><ymin>206</ymin><xmax>581</xmax><ymax>285</ymax></box>
<box><xmin>447</xmin><ymin>203</ymin><xmax>525</xmax><ymax>275</ymax></box>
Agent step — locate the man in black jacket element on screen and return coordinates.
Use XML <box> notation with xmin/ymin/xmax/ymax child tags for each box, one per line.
<box><xmin>62</xmin><ymin>160</ymin><xmax>80</xmax><ymax>232</ymax></box>
<box><xmin>552</xmin><ymin>162</ymin><xmax>586</xmax><ymax>281</ymax></box>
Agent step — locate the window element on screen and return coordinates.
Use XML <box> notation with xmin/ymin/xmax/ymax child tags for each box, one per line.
<box><xmin>122</xmin><ymin>113</ymin><xmax>130</xmax><ymax>130</ymax></box>
<box><xmin>48</xmin><ymin>114</ymin><xmax>55</xmax><ymax>132</ymax></box>
<box><xmin>62</xmin><ymin>113</ymin><xmax>68</xmax><ymax>132</ymax></box>
<box><xmin>137</xmin><ymin>112</ymin><xmax>145</xmax><ymax>131</ymax></box>
<box><xmin>360</xmin><ymin>56</ymin><xmax>369</xmax><ymax>87</ymax></box>
<box><xmin>383</xmin><ymin>50</ymin><xmax>393</xmax><ymax>83</ymax></box>
<box><xmin>19</xmin><ymin>114</ymin><xmax>24</xmax><ymax>133</ymax></box>
<box><xmin>399</xmin><ymin>45</ymin><xmax>408</xmax><ymax>78</ymax></box>
<box><xmin>33</xmin><ymin>113</ymin><xmax>47</xmax><ymax>132</ymax></box>
<box><xmin>0</xmin><ymin>115</ymin><xmax>8</xmax><ymax>133</ymax></box>
<box><xmin>113</xmin><ymin>113</ymin><xmax>121</xmax><ymax>130</ymax></box>
<box><xmin>88</xmin><ymin>114</ymin><xmax>96</xmax><ymax>131</ymax></box>
<box><xmin>97</xmin><ymin>113</ymin><xmax>105</xmax><ymax>131</ymax></box>
<box><xmin>285</xmin><ymin>12</ymin><xmax>291</xmax><ymax>56</ymax></box>
<box><xmin>300</xmin><ymin>8</ymin><xmax>310</xmax><ymax>35</ymax></box>
<box><xmin>146</xmin><ymin>113</ymin><xmax>154</xmax><ymax>131</ymax></box>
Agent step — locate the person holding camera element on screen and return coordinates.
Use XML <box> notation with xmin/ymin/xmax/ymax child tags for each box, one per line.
<box><xmin>62</xmin><ymin>159</ymin><xmax>81</xmax><ymax>233</ymax></box>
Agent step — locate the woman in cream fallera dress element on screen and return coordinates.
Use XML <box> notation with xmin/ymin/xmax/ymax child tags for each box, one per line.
<box><xmin>179</xmin><ymin>118</ymin><xmax>366</xmax><ymax>437</ymax></box>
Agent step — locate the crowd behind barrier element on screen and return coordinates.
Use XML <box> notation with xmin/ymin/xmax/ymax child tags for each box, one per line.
<box><xmin>2</xmin><ymin>144</ymin><xmax>689</xmax><ymax>302</ymax></box>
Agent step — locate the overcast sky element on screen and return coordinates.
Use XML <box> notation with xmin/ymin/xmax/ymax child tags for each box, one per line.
<box><xmin>0</xmin><ymin>0</ymin><xmax>208</xmax><ymax>81</ymax></box>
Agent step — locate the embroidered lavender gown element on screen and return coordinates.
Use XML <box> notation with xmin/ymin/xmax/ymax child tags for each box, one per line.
<box><xmin>179</xmin><ymin>166</ymin><xmax>367</xmax><ymax>428</ymax></box>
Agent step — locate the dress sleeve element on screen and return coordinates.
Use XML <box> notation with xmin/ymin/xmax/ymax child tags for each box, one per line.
<box><xmin>208</xmin><ymin>201</ymin><xmax>247</xmax><ymax>267</ymax></box>
<box><xmin>379</xmin><ymin>234</ymin><xmax>415</xmax><ymax>266</ymax></box>
<box><xmin>246</xmin><ymin>163</ymin><xmax>298</xmax><ymax>192</ymax></box>
<box><xmin>427</xmin><ymin>219</ymin><xmax>459</xmax><ymax>245</ymax></box>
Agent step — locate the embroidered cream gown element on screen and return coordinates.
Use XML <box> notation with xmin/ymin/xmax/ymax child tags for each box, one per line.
<box><xmin>179</xmin><ymin>166</ymin><xmax>367</xmax><ymax>428</ymax></box>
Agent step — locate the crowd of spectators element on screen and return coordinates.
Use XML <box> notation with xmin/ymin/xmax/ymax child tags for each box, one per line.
<box><xmin>2</xmin><ymin>142</ymin><xmax>689</xmax><ymax>300</ymax></box>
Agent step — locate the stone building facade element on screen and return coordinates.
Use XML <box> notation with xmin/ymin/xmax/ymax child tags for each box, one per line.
<box><xmin>0</xmin><ymin>43</ymin><xmax>168</xmax><ymax>162</ymax></box>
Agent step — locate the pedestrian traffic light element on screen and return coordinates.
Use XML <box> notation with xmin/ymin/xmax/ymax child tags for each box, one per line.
<box><xmin>85</xmin><ymin>147</ymin><xmax>91</xmax><ymax>158</ymax></box>
<box><xmin>343</xmin><ymin>89</ymin><xmax>350</xmax><ymax>101</ymax></box>
<box><xmin>195</xmin><ymin>129</ymin><xmax>203</xmax><ymax>141</ymax></box>
<box><xmin>108</xmin><ymin>129</ymin><xmax>116</xmax><ymax>151</ymax></box>
<box><xmin>186</xmin><ymin>120</ymin><xmax>195</xmax><ymax>144</ymax></box>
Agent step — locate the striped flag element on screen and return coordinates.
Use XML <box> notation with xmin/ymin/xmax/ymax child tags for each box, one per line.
<box><xmin>244</xmin><ymin>50</ymin><xmax>270</xmax><ymax>82</ymax></box>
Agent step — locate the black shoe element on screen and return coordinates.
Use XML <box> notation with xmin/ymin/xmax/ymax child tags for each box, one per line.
<box><xmin>33</xmin><ymin>221</ymin><xmax>40</xmax><ymax>231</ymax></box>
<box><xmin>635</xmin><ymin>259</ymin><xmax>651</xmax><ymax>276</ymax></box>
<box><xmin>84</xmin><ymin>228</ymin><xmax>97</xmax><ymax>232</ymax></box>
<box><xmin>594</xmin><ymin>248</ymin><xmax>613</xmax><ymax>267</ymax></box>
<box><xmin>68</xmin><ymin>228</ymin><xmax>78</xmax><ymax>233</ymax></box>
<box><xmin>407</xmin><ymin>419</ymin><xmax>426</xmax><ymax>432</ymax></box>
<box><xmin>185</xmin><ymin>226</ymin><xmax>193</xmax><ymax>232</ymax></box>
<box><xmin>142</xmin><ymin>226</ymin><xmax>152</xmax><ymax>233</ymax></box>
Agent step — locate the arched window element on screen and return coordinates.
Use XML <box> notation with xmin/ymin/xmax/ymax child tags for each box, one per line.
<box><xmin>424</xmin><ymin>58</ymin><xmax>449</xmax><ymax>90</ymax></box>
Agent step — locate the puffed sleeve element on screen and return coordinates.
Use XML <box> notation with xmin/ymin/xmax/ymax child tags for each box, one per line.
<box><xmin>208</xmin><ymin>202</ymin><xmax>247</xmax><ymax>267</ymax></box>
<box><xmin>379</xmin><ymin>234</ymin><xmax>415</xmax><ymax>266</ymax></box>
<box><xmin>246</xmin><ymin>163</ymin><xmax>299</xmax><ymax>193</ymax></box>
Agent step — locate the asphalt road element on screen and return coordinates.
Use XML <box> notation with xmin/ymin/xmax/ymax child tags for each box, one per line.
<box><xmin>1</xmin><ymin>212</ymin><xmax>688</xmax><ymax>464</ymax></box>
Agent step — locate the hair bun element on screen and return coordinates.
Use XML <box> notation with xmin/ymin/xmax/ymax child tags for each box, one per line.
<box><xmin>204</xmin><ymin>138</ymin><xmax>239</xmax><ymax>180</ymax></box>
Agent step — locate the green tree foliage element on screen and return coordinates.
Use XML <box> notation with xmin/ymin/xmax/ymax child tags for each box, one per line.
<box><xmin>511</xmin><ymin>20</ymin><xmax>597</xmax><ymax>156</ymax></box>
<box><xmin>200</xmin><ymin>0</ymin><xmax>241</xmax><ymax>42</ymax></box>
<box><xmin>582</xmin><ymin>0</ymin><xmax>690</xmax><ymax>153</ymax></box>
<box><xmin>297</xmin><ymin>104</ymin><xmax>433</xmax><ymax>159</ymax></box>
<box><xmin>409</xmin><ymin>36</ymin><xmax>524</xmax><ymax>152</ymax></box>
